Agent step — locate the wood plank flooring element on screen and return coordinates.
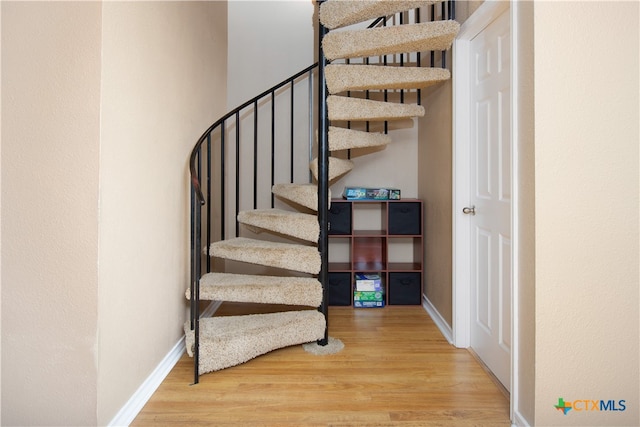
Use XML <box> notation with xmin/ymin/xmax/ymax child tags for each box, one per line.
<box><xmin>132</xmin><ymin>303</ymin><xmax>510</xmax><ymax>426</ymax></box>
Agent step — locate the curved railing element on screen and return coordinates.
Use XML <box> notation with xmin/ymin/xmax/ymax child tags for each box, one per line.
<box><xmin>188</xmin><ymin>63</ymin><xmax>319</xmax><ymax>370</ymax></box>
<box><xmin>189</xmin><ymin>62</ymin><xmax>319</xmax><ymax>207</ymax></box>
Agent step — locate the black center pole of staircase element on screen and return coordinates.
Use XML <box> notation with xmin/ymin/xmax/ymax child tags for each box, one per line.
<box><xmin>317</xmin><ymin>2</ymin><xmax>329</xmax><ymax>347</ymax></box>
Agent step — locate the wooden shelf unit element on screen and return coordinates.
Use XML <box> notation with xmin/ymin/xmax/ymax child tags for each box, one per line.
<box><xmin>327</xmin><ymin>198</ymin><xmax>424</xmax><ymax>306</ymax></box>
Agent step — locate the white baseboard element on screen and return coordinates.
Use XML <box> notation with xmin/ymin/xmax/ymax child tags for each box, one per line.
<box><xmin>108</xmin><ymin>300</ymin><xmax>222</xmax><ymax>426</ymax></box>
<box><xmin>511</xmin><ymin>409</ymin><xmax>531</xmax><ymax>427</ymax></box>
<box><xmin>107</xmin><ymin>337</ymin><xmax>185</xmax><ymax>427</ymax></box>
<box><xmin>422</xmin><ymin>295</ymin><xmax>454</xmax><ymax>344</ymax></box>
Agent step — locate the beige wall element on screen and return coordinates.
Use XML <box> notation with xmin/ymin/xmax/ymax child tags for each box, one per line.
<box><xmin>1</xmin><ymin>1</ymin><xmax>227</xmax><ymax>425</ymax></box>
<box><xmin>0</xmin><ymin>4</ymin><xmax>2</xmax><ymax>422</ymax></box>
<box><xmin>418</xmin><ymin>78</ymin><xmax>453</xmax><ymax>321</ymax></box>
<box><xmin>97</xmin><ymin>2</ymin><xmax>226</xmax><ymax>424</ymax></box>
<box><xmin>515</xmin><ymin>1</ymin><xmax>536</xmax><ymax>424</ymax></box>
<box><xmin>533</xmin><ymin>2</ymin><xmax>639</xmax><ymax>425</ymax></box>
<box><xmin>1</xmin><ymin>2</ymin><xmax>102</xmax><ymax>424</ymax></box>
<box><xmin>227</xmin><ymin>0</ymin><xmax>315</xmax><ymax>108</ymax></box>
<box><xmin>418</xmin><ymin>1</ymin><xmax>484</xmax><ymax>325</ymax></box>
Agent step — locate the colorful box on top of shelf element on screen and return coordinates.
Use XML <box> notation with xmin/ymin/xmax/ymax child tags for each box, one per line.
<box><xmin>342</xmin><ymin>187</ymin><xmax>401</xmax><ymax>200</ymax></box>
<box><xmin>355</xmin><ymin>273</ymin><xmax>383</xmax><ymax>291</ymax></box>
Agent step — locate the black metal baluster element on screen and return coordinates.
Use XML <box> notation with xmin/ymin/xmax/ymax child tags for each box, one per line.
<box><xmin>253</xmin><ymin>101</ymin><xmax>259</xmax><ymax>209</ymax></box>
<box><xmin>366</xmin><ymin>57</ymin><xmax>370</xmax><ymax>133</ymax></box>
<box><xmin>400</xmin><ymin>11</ymin><xmax>405</xmax><ymax>104</ymax></box>
<box><xmin>430</xmin><ymin>4</ymin><xmax>435</xmax><ymax>67</ymax></box>
<box><xmin>383</xmin><ymin>17</ymin><xmax>389</xmax><ymax>134</ymax></box>
<box><xmin>271</xmin><ymin>92</ymin><xmax>276</xmax><ymax>207</ymax></box>
<box><xmin>220</xmin><ymin>121</ymin><xmax>226</xmax><ymax>242</ymax></box>
<box><xmin>193</xmin><ymin>199</ymin><xmax>201</xmax><ymax>385</ymax></box>
<box><xmin>441</xmin><ymin>1</ymin><xmax>446</xmax><ymax>68</ymax></box>
<box><xmin>192</xmin><ymin>149</ymin><xmax>202</xmax><ymax>385</ymax></box>
<box><xmin>290</xmin><ymin>80</ymin><xmax>295</xmax><ymax>183</ymax></box>
<box><xmin>416</xmin><ymin>7</ymin><xmax>422</xmax><ymax>106</ymax></box>
<box><xmin>190</xmin><ymin>178</ymin><xmax>196</xmax><ymax>332</ymax></box>
<box><xmin>235</xmin><ymin>112</ymin><xmax>240</xmax><ymax>238</ymax></box>
<box><xmin>347</xmin><ymin>58</ymin><xmax>351</xmax><ymax>131</ymax></box>
<box><xmin>206</xmin><ymin>134</ymin><xmax>212</xmax><ymax>273</ymax></box>
<box><xmin>308</xmin><ymin>69</ymin><xmax>314</xmax><ymax>183</ymax></box>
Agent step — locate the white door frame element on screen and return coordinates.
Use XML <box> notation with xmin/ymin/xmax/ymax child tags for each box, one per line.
<box><xmin>452</xmin><ymin>0</ymin><xmax>520</xmax><ymax>422</ymax></box>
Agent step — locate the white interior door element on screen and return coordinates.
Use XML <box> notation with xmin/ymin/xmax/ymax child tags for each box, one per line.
<box><xmin>467</xmin><ymin>8</ymin><xmax>511</xmax><ymax>390</ymax></box>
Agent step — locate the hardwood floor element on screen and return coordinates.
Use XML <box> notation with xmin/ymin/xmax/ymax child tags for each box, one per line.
<box><xmin>132</xmin><ymin>303</ymin><xmax>510</xmax><ymax>426</ymax></box>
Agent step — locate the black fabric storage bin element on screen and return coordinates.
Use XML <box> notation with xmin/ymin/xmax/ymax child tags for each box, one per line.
<box><xmin>389</xmin><ymin>272</ymin><xmax>422</xmax><ymax>305</ymax></box>
<box><xmin>388</xmin><ymin>202</ymin><xmax>421</xmax><ymax>235</ymax></box>
<box><xmin>328</xmin><ymin>272</ymin><xmax>352</xmax><ymax>306</ymax></box>
<box><xmin>328</xmin><ymin>202</ymin><xmax>352</xmax><ymax>235</ymax></box>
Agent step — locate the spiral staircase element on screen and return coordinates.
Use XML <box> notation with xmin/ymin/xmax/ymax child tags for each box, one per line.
<box><xmin>186</xmin><ymin>0</ymin><xmax>459</xmax><ymax>383</ymax></box>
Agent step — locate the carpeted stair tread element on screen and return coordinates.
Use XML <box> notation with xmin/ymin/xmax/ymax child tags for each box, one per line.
<box><xmin>328</xmin><ymin>95</ymin><xmax>424</xmax><ymax>122</ymax></box>
<box><xmin>322</xmin><ymin>20</ymin><xmax>460</xmax><ymax>60</ymax></box>
<box><xmin>326</xmin><ymin>64</ymin><xmax>451</xmax><ymax>94</ymax></box>
<box><xmin>272</xmin><ymin>183</ymin><xmax>332</xmax><ymax>212</ymax></box>
<box><xmin>320</xmin><ymin>0</ymin><xmax>438</xmax><ymax>30</ymax></box>
<box><xmin>184</xmin><ymin>310</ymin><xmax>326</xmax><ymax>374</ymax></box>
<box><xmin>209</xmin><ymin>237</ymin><xmax>321</xmax><ymax>274</ymax></box>
<box><xmin>238</xmin><ymin>209</ymin><xmax>319</xmax><ymax>243</ymax></box>
<box><xmin>329</xmin><ymin>126</ymin><xmax>392</xmax><ymax>151</ymax></box>
<box><xmin>188</xmin><ymin>272</ymin><xmax>322</xmax><ymax>307</ymax></box>
<box><xmin>310</xmin><ymin>156</ymin><xmax>355</xmax><ymax>182</ymax></box>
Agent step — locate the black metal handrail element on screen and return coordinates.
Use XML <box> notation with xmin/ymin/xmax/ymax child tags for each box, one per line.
<box><xmin>189</xmin><ymin>62</ymin><xmax>318</xmax><ymax>206</ymax></box>
<box><xmin>188</xmin><ymin>0</ymin><xmax>455</xmax><ymax>384</ymax></box>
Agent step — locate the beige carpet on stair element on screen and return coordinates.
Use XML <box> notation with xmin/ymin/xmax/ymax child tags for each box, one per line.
<box><xmin>209</xmin><ymin>237</ymin><xmax>321</xmax><ymax>275</ymax></box>
<box><xmin>326</xmin><ymin>64</ymin><xmax>451</xmax><ymax>93</ymax></box>
<box><xmin>322</xmin><ymin>20</ymin><xmax>460</xmax><ymax>60</ymax></box>
<box><xmin>319</xmin><ymin>0</ymin><xmax>436</xmax><ymax>30</ymax></box>
<box><xmin>238</xmin><ymin>209</ymin><xmax>319</xmax><ymax>243</ymax></box>
<box><xmin>190</xmin><ymin>272</ymin><xmax>323</xmax><ymax>307</ymax></box>
<box><xmin>310</xmin><ymin>156</ymin><xmax>355</xmax><ymax>182</ymax></box>
<box><xmin>328</xmin><ymin>95</ymin><xmax>424</xmax><ymax>121</ymax></box>
<box><xmin>272</xmin><ymin>183</ymin><xmax>332</xmax><ymax>212</ymax></box>
<box><xmin>185</xmin><ymin>310</ymin><xmax>326</xmax><ymax>374</ymax></box>
<box><xmin>328</xmin><ymin>126</ymin><xmax>392</xmax><ymax>151</ymax></box>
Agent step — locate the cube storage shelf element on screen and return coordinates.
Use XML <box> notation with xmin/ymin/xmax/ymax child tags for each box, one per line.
<box><xmin>327</xmin><ymin>199</ymin><xmax>423</xmax><ymax>306</ymax></box>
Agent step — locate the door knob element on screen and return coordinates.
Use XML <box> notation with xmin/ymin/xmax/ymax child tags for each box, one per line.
<box><xmin>463</xmin><ymin>205</ymin><xmax>476</xmax><ymax>215</ymax></box>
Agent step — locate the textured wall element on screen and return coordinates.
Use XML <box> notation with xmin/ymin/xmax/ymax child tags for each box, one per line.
<box><xmin>533</xmin><ymin>2</ymin><xmax>639</xmax><ymax>425</ymax></box>
<box><xmin>418</xmin><ymin>77</ymin><xmax>453</xmax><ymax>322</ymax></box>
<box><xmin>514</xmin><ymin>2</ymin><xmax>536</xmax><ymax>424</ymax></box>
<box><xmin>1</xmin><ymin>2</ymin><xmax>227</xmax><ymax>425</ymax></box>
<box><xmin>1</xmin><ymin>3</ymin><xmax>102</xmax><ymax>424</ymax></box>
<box><xmin>97</xmin><ymin>2</ymin><xmax>227</xmax><ymax>424</ymax></box>
<box><xmin>227</xmin><ymin>0</ymin><xmax>315</xmax><ymax>108</ymax></box>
